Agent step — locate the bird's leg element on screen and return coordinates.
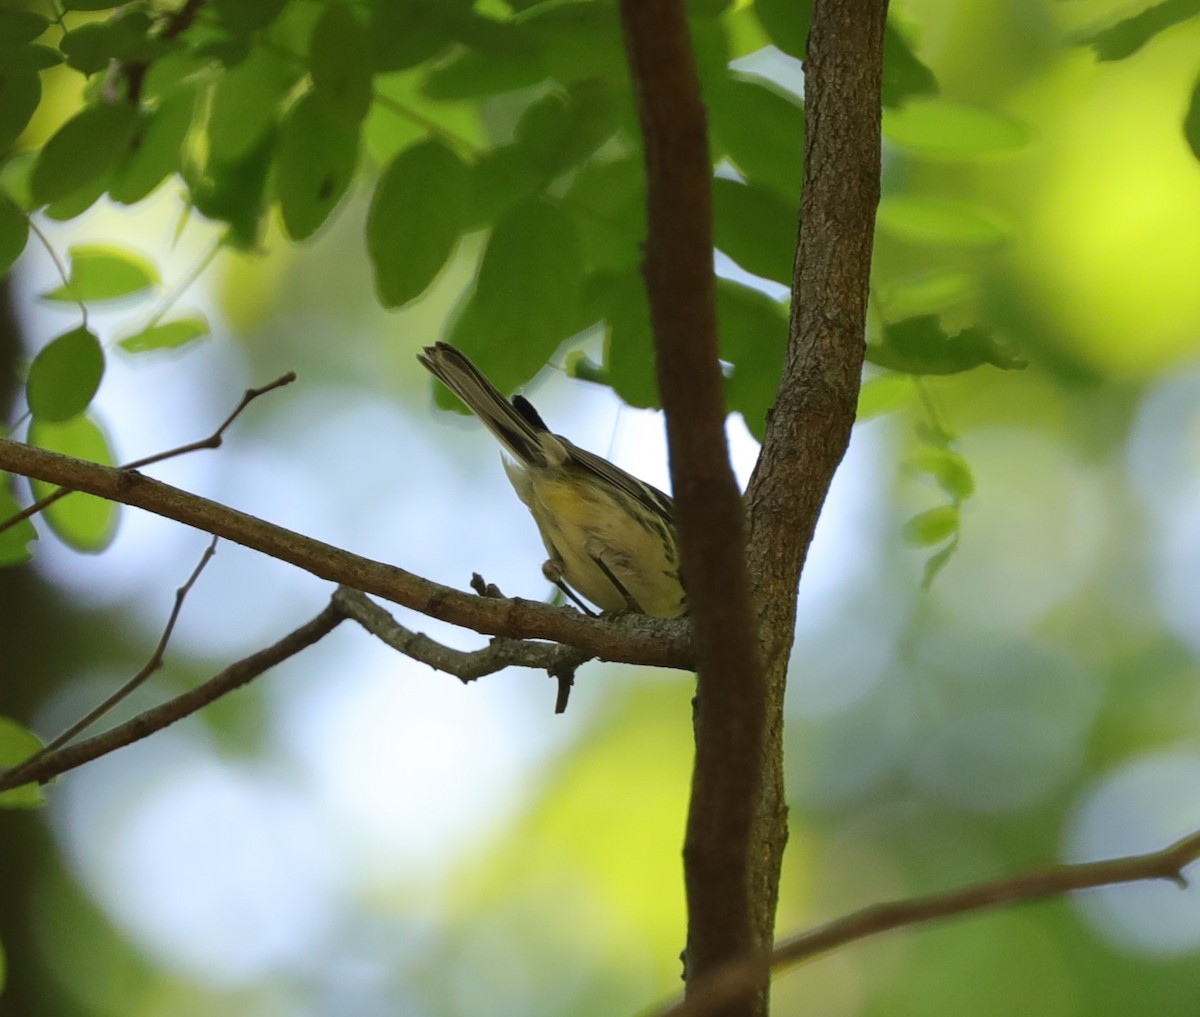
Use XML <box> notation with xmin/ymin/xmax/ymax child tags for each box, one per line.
<box><xmin>590</xmin><ymin>554</ymin><xmax>644</xmax><ymax>615</ymax></box>
<box><xmin>542</xmin><ymin>558</ymin><xmax>596</xmax><ymax>616</ymax></box>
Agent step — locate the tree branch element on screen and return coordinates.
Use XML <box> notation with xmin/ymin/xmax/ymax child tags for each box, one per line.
<box><xmin>0</xmin><ymin>437</ymin><xmax>693</xmax><ymax>669</ymax></box>
<box><xmin>0</xmin><ymin>600</ymin><xmax>345</xmax><ymax>792</ymax></box>
<box><xmin>619</xmin><ymin>3</ymin><xmax>765</xmax><ymax>1014</ymax></box>
<box><xmin>651</xmin><ymin>826</ymin><xmax>1200</xmax><ymax>1017</ymax></box>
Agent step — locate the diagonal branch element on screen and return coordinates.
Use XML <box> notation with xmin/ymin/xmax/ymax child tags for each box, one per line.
<box><xmin>0</xmin><ymin>437</ymin><xmax>693</xmax><ymax>669</ymax></box>
<box><xmin>651</xmin><ymin>826</ymin><xmax>1200</xmax><ymax>1017</ymax></box>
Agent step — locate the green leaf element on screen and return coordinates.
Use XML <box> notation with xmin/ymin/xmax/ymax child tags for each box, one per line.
<box><xmin>59</xmin><ymin>13</ymin><xmax>166</xmax><ymax>76</ymax></box>
<box><xmin>878</xmin><ymin>271</ymin><xmax>976</xmax><ymax>319</ymax></box>
<box><xmin>566</xmin><ymin>156</ymin><xmax>645</xmax><ymax>272</ymax></box>
<box><xmin>118</xmin><ymin>315</ymin><xmax>209</xmax><ymax>353</ymax></box>
<box><xmin>876</xmin><ymin>195</ymin><xmax>1010</xmax><ymax>246</ymax></box>
<box><xmin>423</xmin><ymin>48</ymin><xmax>547</xmax><ymax>100</ymax></box>
<box><xmin>207</xmin><ymin>46</ymin><xmax>297</xmax><ymax>164</ymax></box>
<box><xmin>717</xmin><ymin>279</ymin><xmax>789</xmax><ymax>440</ymax></box>
<box><xmin>310</xmin><ymin>3</ymin><xmax>372</xmax><ymax>127</ymax></box>
<box><xmin>882</xmin><ymin>21</ymin><xmax>938</xmax><ymax>109</ymax></box>
<box><xmin>368</xmin><ymin>1</ymin><xmax>453</xmax><ymax>72</ymax></box>
<box><xmin>908</xmin><ymin>446</ymin><xmax>975</xmax><ymax>499</ymax></box>
<box><xmin>708</xmin><ymin>73</ymin><xmax>805</xmax><ymax>200</ymax></box>
<box><xmin>0</xmin><ymin>487</ymin><xmax>37</xmax><ymax>566</ymax></box>
<box><xmin>902</xmin><ymin>505</ymin><xmax>959</xmax><ymax>547</ymax></box>
<box><xmin>884</xmin><ymin>99</ymin><xmax>1030</xmax><ymax>159</ymax></box>
<box><xmin>367</xmin><ymin>139</ymin><xmax>468</xmax><ymax>307</ymax></box>
<box><xmin>274</xmin><ymin>92</ymin><xmax>359</xmax><ymax>241</ymax></box>
<box><xmin>42</xmin><ymin>244</ymin><xmax>159</xmax><ymax>303</ymax></box>
<box><xmin>0</xmin><ymin>56</ymin><xmax>41</xmax><ymax>152</ymax></box>
<box><xmin>212</xmin><ymin>0</ymin><xmax>287</xmax><ymax>34</ymax></box>
<box><xmin>62</xmin><ymin>0</ymin><xmax>123</xmax><ymax>10</ymax></box>
<box><xmin>30</xmin><ymin>102</ymin><xmax>139</xmax><ymax>207</ymax></box>
<box><xmin>0</xmin><ymin>716</ymin><xmax>44</xmax><ymax>809</ymax></box>
<box><xmin>856</xmin><ymin>373</ymin><xmax>913</xmax><ymax>420</ymax></box>
<box><xmin>464</xmin><ymin>144</ymin><xmax>545</xmax><ymax>229</ymax></box>
<box><xmin>28</xmin><ymin>415</ymin><xmax>119</xmax><ymax>552</ymax></box>
<box><xmin>712</xmin><ymin>176</ymin><xmax>797</xmax><ymax>284</ymax></box>
<box><xmin>752</xmin><ymin>0</ymin><xmax>811</xmax><ymax>58</ymax></box>
<box><xmin>0</xmin><ymin>11</ymin><xmax>50</xmax><ymax>43</ymax></box>
<box><xmin>188</xmin><ymin>130</ymin><xmax>275</xmax><ymax>248</ymax></box>
<box><xmin>110</xmin><ymin>87</ymin><xmax>197</xmax><ymax>205</ymax></box>
<box><xmin>26</xmin><ymin>326</ymin><xmax>105</xmax><ymax>422</ymax></box>
<box><xmin>598</xmin><ymin>271</ymin><xmax>657</xmax><ymax>408</ymax></box>
<box><xmin>0</xmin><ymin>193</ymin><xmax>28</xmax><ymax>277</ymax></box>
<box><xmin>920</xmin><ymin>536</ymin><xmax>958</xmax><ymax>589</ymax></box>
<box><xmin>513</xmin><ymin>83</ymin><xmax>619</xmax><ymax>179</ymax></box>
<box><xmin>522</xmin><ymin>1</ymin><xmax>625</xmax><ymax>84</ymax></box>
<box><xmin>867</xmin><ymin>315</ymin><xmax>1026</xmax><ymax>375</ymax></box>
<box><xmin>1084</xmin><ymin>0</ymin><xmax>1200</xmax><ymax>60</ymax></box>
<box><xmin>448</xmin><ymin>198</ymin><xmax>586</xmax><ymax>390</ymax></box>
<box><xmin>1185</xmin><ymin>71</ymin><xmax>1200</xmax><ymax>162</ymax></box>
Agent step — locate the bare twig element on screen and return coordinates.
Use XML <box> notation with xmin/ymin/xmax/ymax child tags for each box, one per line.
<box><xmin>619</xmin><ymin>2</ymin><xmax>763</xmax><ymax>1011</ymax></box>
<box><xmin>0</xmin><ymin>600</ymin><xmax>345</xmax><ymax>792</ymax></box>
<box><xmin>0</xmin><ymin>438</ymin><xmax>694</xmax><ymax>668</ymax></box>
<box><xmin>12</xmin><ymin>536</ymin><xmax>218</xmax><ymax>779</ymax></box>
<box><xmin>331</xmin><ymin>586</ymin><xmax>593</xmax><ymax>684</ymax></box>
<box><xmin>0</xmin><ymin>372</ymin><xmax>296</xmax><ymax>538</ymax></box>
<box><xmin>651</xmin><ymin>827</ymin><xmax>1200</xmax><ymax>1017</ymax></box>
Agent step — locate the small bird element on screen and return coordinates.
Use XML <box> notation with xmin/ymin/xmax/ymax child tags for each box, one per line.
<box><xmin>418</xmin><ymin>342</ymin><xmax>686</xmax><ymax>617</ymax></box>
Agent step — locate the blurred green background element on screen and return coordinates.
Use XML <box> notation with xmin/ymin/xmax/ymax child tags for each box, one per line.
<box><xmin>4</xmin><ymin>0</ymin><xmax>1200</xmax><ymax>1015</ymax></box>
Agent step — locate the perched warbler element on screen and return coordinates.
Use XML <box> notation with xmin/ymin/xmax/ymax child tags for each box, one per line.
<box><xmin>418</xmin><ymin>342</ymin><xmax>686</xmax><ymax>618</ymax></box>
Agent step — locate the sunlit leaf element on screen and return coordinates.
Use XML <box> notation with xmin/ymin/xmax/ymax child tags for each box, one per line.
<box><xmin>0</xmin><ymin>194</ymin><xmax>28</xmax><ymax>277</ymax></box>
<box><xmin>42</xmin><ymin>244</ymin><xmax>159</xmax><ymax>303</ymax></box>
<box><xmin>0</xmin><ymin>487</ymin><xmax>37</xmax><ymax>566</ymax></box>
<box><xmin>0</xmin><ymin>716</ymin><xmax>43</xmax><ymax>808</ymax></box>
<box><xmin>110</xmin><ymin>87</ymin><xmax>197</xmax><ymax>205</ymax></box>
<box><xmin>708</xmin><ymin>73</ymin><xmax>805</xmax><ymax>200</ymax></box>
<box><xmin>310</xmin><ymin>3</ymin><xmax>372</xmax><ymax>127</ymax></box>
<box><xmin>30</xmin><ymin>102</ymin><xmax>138</xmax><ymax>206</ymax></box>
<box><xmin>1084</xmin><ymin>0</ymin><xmax>1200</xmax><ymax>60</ymax></box>
<box><xmin>884</xmin><ymin>100</ymin><xmax>1030</xmax><ymax>159</ymax></box>
<box><xmin>902</xmin><ymin>505</ymin><xmax>959</xmax><ymax>547</ymax></box>
<box><xmin>28</xmin><ymin>416</ymin><xmax>119</xmax><ymax>552</ymax></box>
<box><xmin>275</xmin><ymin>92</ymin><xmax>359</xmax><ymax>241</ymax></box>
<box><xmin>909</xmin><ymin>446</ymin><xmax>975</xmax><ymax>499</ymax></box>
<box><xmin>207</xmin><ymin>46</ymin><xmax>296</xmax><ymax>164</ymax></box>
<box><xmin>867</xmin><ymin>315</ymin><xmax>1026</xmax><ymax>375</ymax></box>
<box><xmin>118</xmin><ymin>315</ymin><xmax>209</xmax><ymax>353</ymax></box>
<box><xmin>448</xmin><ymin>199</ymin><xmax>586</xmax><ymax>391</ymax></box>
<box><xmin>712</xmin><ymin>176</ymin><xmax>797</xmax><ymax>284</ymax></box>
<box><xmin>26</xmin><ymin>326</ymin><xmax>105</xmax><ymax>422</ymax></box>
<box><xmin>857</xmin><ymin>373</ymin><xmax>913</xmax><ymax>420</ymax></box>
<box><xmin>368</xmin><ymin>139</ymin><xmax>468</xmax><ymax>307</ymax></box>
<box><xmin>876</xmin><ymin>195</ymin><xmax>1010</xmax><ymax>246</ymax></box>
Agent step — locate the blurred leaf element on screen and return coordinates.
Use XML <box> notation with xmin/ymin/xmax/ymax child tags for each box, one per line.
<box><xmin>879</xmin><ymin>271</ymin><xmax>976</xmax><ymax>319</ymax></box>
<box><xmin>29</xmin><ymin>415</ymin><xmax>119</xmax><ymax>552</ymax></box>
<box><xmin>1084</xmin><ymin>0</ymin><xmax>1200</xmax><ymax>60</ymax></box>
<box><xmin>0</xmin><ymin>193</ymin><xmax>28</xmax><ymax>277</ymax></box>
<box><xmin>867</xmin><ymin>316</ymin><xmax>1026</xmax><ymax>375</ymax></box>
<box><xmin>876</xmin><ymin>195</ymin><xmax>1010</xmax><ymax>246</ymax></box>
<box><xmin>118</xmin><ymin>315</ymin><xmax>209</xmax><ymax>353</ymax></box>
<box><xmin>0</xmin><ymin>487</ymin><xmax>37</xmax><ymax>566</ymax></box>
<box><xmin>884</xmin><ymin>100</ymin><xmax>1030</xmax><ymax>159</ymax></box>
<box><xmin>709</xmin><ymin>73</ymin><xmax>805</xmax><ymax>200</ymax></box>
<box><xmin>465</xmin><ymin>144</ymin><xmax>544</xmax><ymax>229</ymax></box>
<box><xmin>368</xmin><ymin>0</ymin><xmax>453</xmax><ymax>72</ymax></box>
<box><xmin>920</xmin><ymin>535</ymin><xmax>958</xmax><ymax>588</ymax></box>
<box><xmin>26</xmin><ymin>326</ymin><xmax>105</xmax><ymax>422</ymax></box>
<box><xmin>448</xmin><ymin>199</ymin><xmax>586</xmax><ymax>391</ymax></box>
<box><xmin>42</xmin><ymin>244</ymin><xmax>159</xmax><ymax>303</ymax></box>
<box><xmin>1185</xmin><ymin>70</ymin><xmax>1200</xmax><ymax>162</ymax></box>
<box><xmin>752</xmin><ymin>0</ymin><xmax>812</xmax><ymax>58</ymax></box>
<box><xmin>0</xmin><ymin>11</ymin><xmax>49</xmax><ymax>42</ymax></box>
<box><xmin>30</xmin><ymin>102</ymin><xmax>138</xmax><ymax>206</ymax></box>
<box><xmin>212</xmin><ymin>0</ymin><xmax>287</xmax><ymax>34</ymax></box>
<box><xmin>110</xmin><ymin>87</ymin><xmax>197</xmax><ymax>205</ymax></box>
<box><xmin>62</xmin><ymin>0</ymin><xmax>122</xmax><ymax>9</ymax></box>
<box><xmin>717</xmin><ymin>279</ymin><xmax>789</xmax><ymax>440</ymax></box>
<box><xmin>882</xmin><ymin>21</ymin><xmax>938</xmax><ymax>108</ymax></box>
<box><xmin>599</xmin><ymin>271</ymin><xmax>658</xmax><ymax>408</ymax></box>
<box><xmin>513</xmin><ymin>83</ymin><xmax>619</xmax><ymax>179</ymax></box>
<box><xmin>310</xmin><ymin>3</ymin><xmax>373</xmax><ymax>127</ymax></box>
<box><xmin>0</xmin><ymin>54</ymin><xmax>40</xmax><ymax>151</ymax></box>
<box><xmin>275</xmin><ymin>92</ymin><xmax>359</xmax><ymax>241</ymax></box>
<box><xmin>857</xmin><ymin>373</ymin><xmax>913</xmax><ymax>420</ymax></box>
<box><xmin>423</xmin><ymin>48</ymin><xmax>547</xmax><ymax>100</ymax></box>
<box><xmin>188</xmin><ymin>131</ymin><xmax>275</xmax><ymax>248</ymax></box>
<box><xmin>367</xmin><ymin>139</ymin><xmax>468</xmax><ymax>307</ymax></box>
<box><xmin>902</xmin><ymin>504</ymin><xmax>959</xmax><ymax>547</ymax></box>
<box><xmin>566</xmin><ymin>156</ymin><xmax>645</xmax><ymax>272</ymax></box>
<box><xmin>712</xmin><ymin>176</ymin><xmax>797</xmax><ymax>284</ymax></box>
<box><xmin>207</xmin><ymin>46</ymin><xmax>296</xmax><ymax>164</ymax></box>
<box><xmin>909</xmin><ymin>446</ymin><xmax>975</xmax><ymax>499</ymax></box>
<box><xmin>0</xmin><ymin>717</ymin><xmax>43</xmax><ymax>808</ymax></box>
<box><xmin>59</xmin><ymin>13</ymin><xmax>167</xmax><ymax>75</ymax></box>
<box><xmin>522</xmin><ymin>1</ymin><xmax>626</xmax><ymax>84</ymax></box>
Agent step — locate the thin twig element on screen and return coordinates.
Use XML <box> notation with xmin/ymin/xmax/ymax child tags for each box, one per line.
<box><xmin>0</xmin><ymin>600</ymin><xmax>345</xmax><ymax>792</ymax></box>
<box><xmin>15</xmin><ymin>536</ymin><xmax>218</xmax><ymax>775</ymax></box>
<box><xmin>27</xmin><ymin>218</ymin><xmax>86</xmax><ymax>325</ymax></box>
<box><xmin>0</xmin><ymin>372</ymin><xmax>296</xmax><ymax>537</ymax></box>
<box><xmin>651</xmin><ymin>827</ymin><xmax>1200</xmax><ymax>1017</ymax></box>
